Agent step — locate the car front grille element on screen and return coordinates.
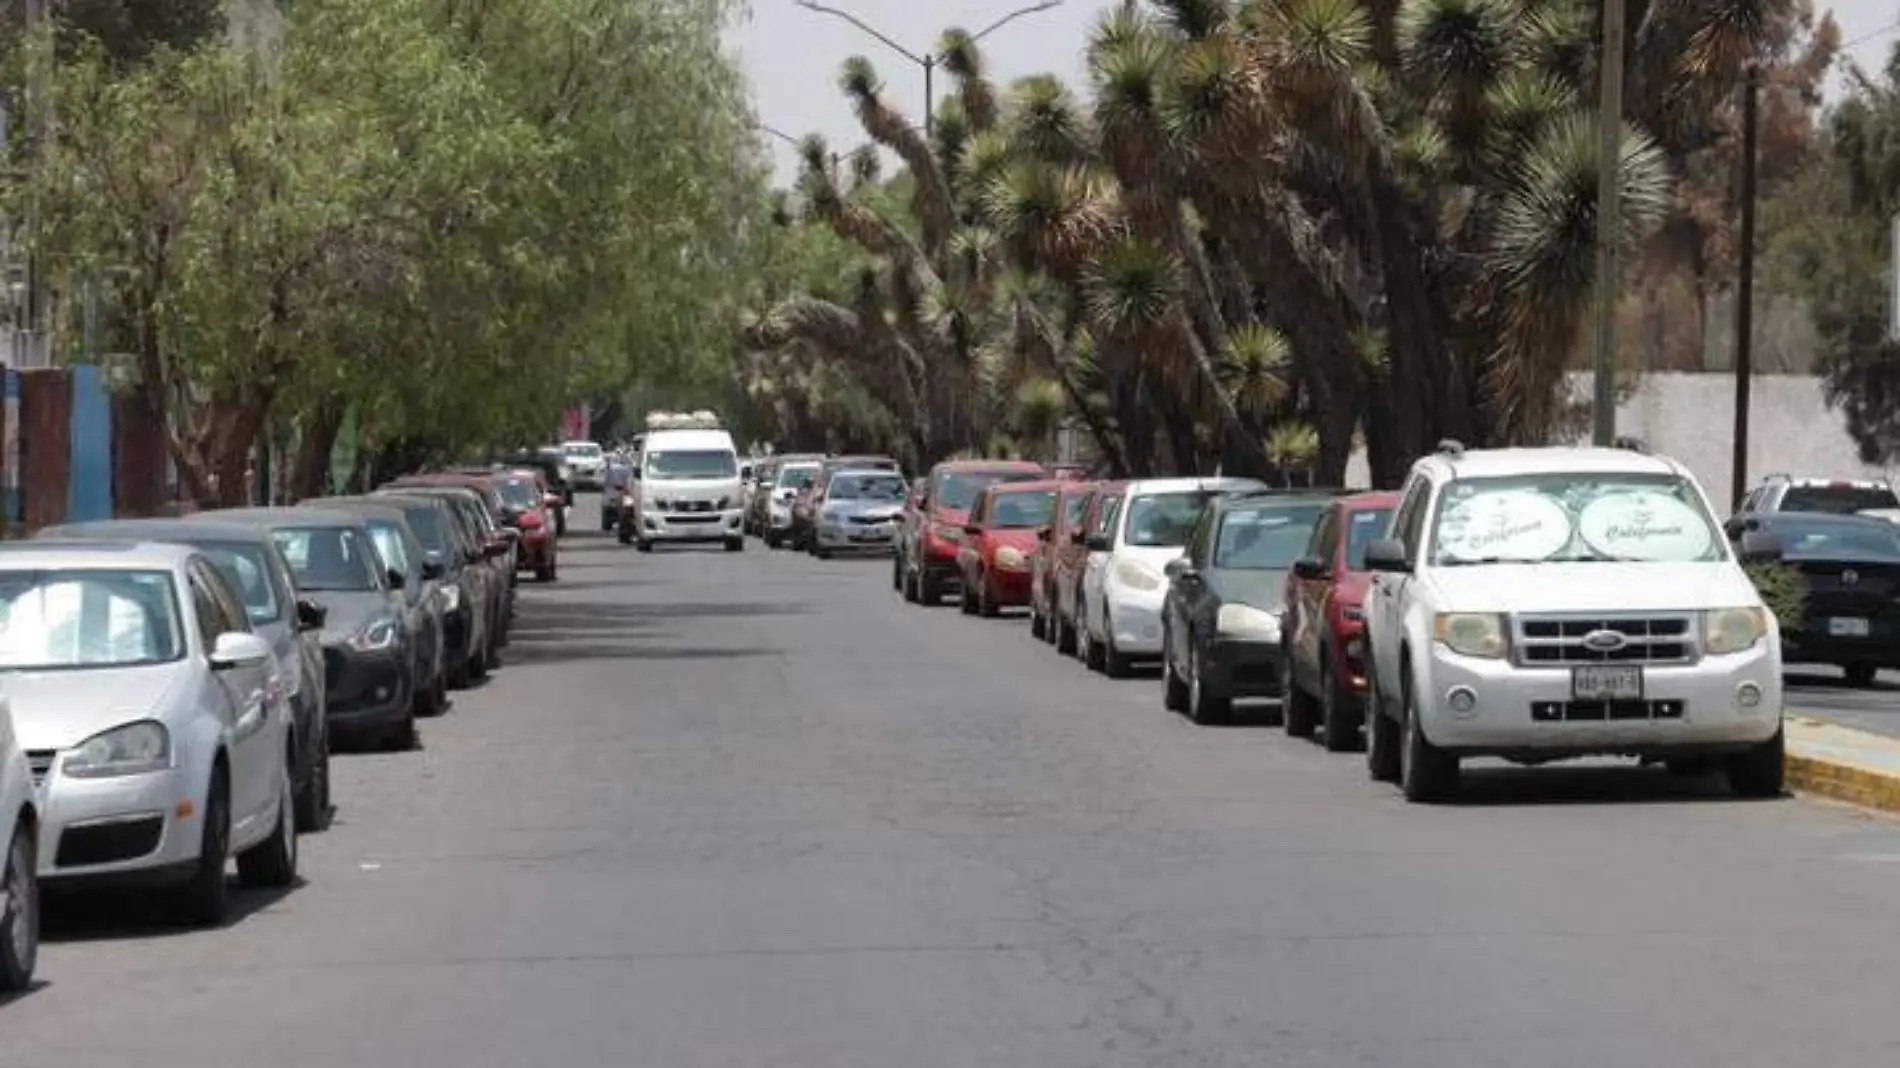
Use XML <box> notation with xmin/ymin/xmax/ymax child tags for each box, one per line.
<box><xmin>1512</xmin><ymin>614</ymin><xmax>1695</xmax><ymax>666</ymax></box>
<box><xmin>26</xmin><ymin>750</ymin><xmax>55</xmax><ymax>788</ymax></box>
<box><xmin>849</xmin><ymin>514</ymin><xmax>895</xmax><ymax>525</ymax></box>
<box><xmin>55</xmin><ymin>816</ymin><xmax>165</xmax><ymax>868</ymax></box>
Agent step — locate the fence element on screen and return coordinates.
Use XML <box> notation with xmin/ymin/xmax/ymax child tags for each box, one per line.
<box><xmin>2</xmin><ymin>365</ymin><xmax>170</xmax><ymax>537</ymax></box>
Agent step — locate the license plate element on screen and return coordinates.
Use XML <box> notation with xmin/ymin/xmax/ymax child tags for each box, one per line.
<box><xmin>852</xmin><ymin>530</ymin><xmax>891</xmax><ymax>542</ymax></box>
<box><xmin>1572</xmin><ymin>665</ymin><xmax>1642</xmax><ymax>701</ymax></box>
<box><xmin>1829</xmin><ymin>617</ymin><xmax>1871</xmax><ymax>637</ymax></box>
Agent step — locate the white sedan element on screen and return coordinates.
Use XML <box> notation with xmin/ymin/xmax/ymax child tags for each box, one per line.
<box><xmin>0</xmin><ymin>690</ymin><xmax>36</xmax><ymax>992</ymax></box>
<box><xmin>0</xmin><ymin>541</ymin><xmax>299</xmax><ymax>927</ymax></box>
<box><xmin>1078</xmin><ymin>477</ymin><xmax>1267</xmax><ymax>676</ymax></box>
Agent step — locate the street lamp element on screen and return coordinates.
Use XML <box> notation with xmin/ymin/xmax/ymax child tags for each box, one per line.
<box><xmin>793</xmin><ymin>0</ymin><xmax>1064</xmax><ymax>136</ymax></box>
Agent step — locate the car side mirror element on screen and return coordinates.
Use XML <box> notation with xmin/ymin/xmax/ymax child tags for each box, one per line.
<box><xmin>1739</xmin><ymin>531</ymin><xmax>1784</xmax><ymax>564</ymax></box>
<box><xmin>421</xmin><ymin>559</ymin><xmax>446</xmax><ymax>581</ymax></box>
<box><xmin>1164</xmin><ymin>557</ymin><xmax>1195</xmax><ymax>581</ymax></box>
<box><xmin>1085</xmin><ymin>534</ymin><xmax>1110</xmax><ymax>552</ymax></box>
<box><xmin>386</xmin><ymin>567</ymin><xmax>406</xmax><ymax>590</ymax></box>
<box><xmin>963</xmin><ymin>524</ymin><xmax>982</xmax><ymax>537</ymax></box>
<box><xmin>209</xmin><ymin>631</ymin><xmax>272</xmax><ymax>670</ymax></box>
<box><xmin>543</xmin><ymin>493</ymin><xmax>562</xmax><ymax>508</ymax></box>
<box><xmin>295</xmin><ymin>598</ymin><xmax>327</xmax><ymax>632</ymax></box>
<box><xmin>483</xmin><ymin>538</ymin><xmax>509</xmax><ymax>558</ymax></box>
<box><xmin>1362</xmin><ymin>538</ymin><xmax>1409</xmax><ymax>573</ymax></box>
<box><xmin>1292</xmin><ymin>556</ymin><xmax>1331</xmax><ymax>581</ymax></box>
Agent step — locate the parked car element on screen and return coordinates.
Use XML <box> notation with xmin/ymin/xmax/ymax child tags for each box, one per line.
<box><xmin>1724</xmin><ymin>511</ymin><xmax>1900</xmax><ymax>687</ymax></box>
<box><xmin>956</xmin><ymin>480</ymin><xmax>1063</xmax><ymax>616</ymax></box>
<box><xmin>1158</xmin><ymin>491</ymin><xmax>1339</xmax><ymax>724</ymax></box>
<box><xmin>528</xmin><ymin>447</ymin><xmax>578</xmax><ymax>508</ymax></box>
<box><xmin>796</xmin><ymin>456</ymin><xmax>903</xmax><ymax>555</ymax></box>
<box><xmin>0</xmin><ymin>541</ymin><xmax>298</xmax><ymax>926</ymax></box>
<box><xmin>487</xmin><ymin>469</ymin><xmax>560</xmax><ymax>581</ymax></box>
<box><xmin>1050</xmin><ymin>483</ymin><xmax>1126</xmax><ymax>655</ymax></box>
<box><xmin>1279</xmin><ymin>492</ymin><xmax>1400</xmax><ymax>751</ymax></box>
<box><xmin>499</xmin><ymin>452</ymin><xmax>572</xmax><ymax>532</ymax></box>
<box><xmin>381</xmin><ymin>479</ymin><xmax>516</xmax><ymax>646</ymax></box>
<box><xmin>1735</xmin><ymin>473</ymin><xmax>1899</xmax><ymax>518</ymax></box>
<box><xmin>211</xmin><ymin>508</ymin><xmax>424</xmax><ymax>752</ymax></box>
<box><xmin>369</xmin><ymin>492</ymin><xmax>495</xmax><ymax>686</ymax></box>
<box><xmin>308</xmin><ymin>498</ymin><xmax>452</xmax><ymax>716</ymax></box>
<box><xmin>809</xmin><ymin>469</ymin><xmax>908</xmax><ymax>558</ymax></box>
<box><xmin>762</xmin><ymin>457</ymin><xmax>823</xmax><ymax>548</ymax></box>
<box><xmin>40</xmin><ymin>517</ymin><xmax>335</xmax><ymax>832</ymax></box>
<box><xmin>0</xmin><ymin>693</ymin><xmax>38</xmax><ymax>992</ymax></box>
<box><xmin>1076</xmin><ymin>477</ymin><xmax>1267</xmax><ymax>676</ymax></box>
<box><xmin>1362</xmin><ymin>444</ymin><xmax>1785</xmax><ymax>802</ymax></box>
<box><xmin>561</xmin><ymin>440</ymin><xmax>607</xmax><ymax>489</ymax></box>
<box><xmin>1029</xmin><ymin>481</ymin><xmax>1099</xmax><ymax>641</ymax></box>
<box><xmin>898</xmin><ymin>460</ymin><xmax>1049</xmax><ymax>604</ymax></box>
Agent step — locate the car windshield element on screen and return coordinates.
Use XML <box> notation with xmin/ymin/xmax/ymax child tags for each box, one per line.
<box><xmin>0</xmin><ymin>568</ymin><xmax>184</xmax><ymax>670</ymax></box>
<box><xmin>829</xmin><ymin>473</ymin><xmax>907</xmax><ymax>501</ymax></box>
<box><xmin>1062</xmin><ymin>492</ymin><xmax>1090</xmax><ymax>528</ymax></box>
<box><xmin>647</xmin><ymin>450</ymin><xmax>737</xmax><ymax>480</ymax></box>
<box><xmin>366</xmin><ymin>522</ymin><xmax>412</xmax><ymax>577</ymax></box>
<box><xmin>1781</xmin><ymin>484</ymin><xmax>1899</xmax><ymax>515</ymax></box>
<box><xmin>1214</xmin><ymin>502</ymin><xmax>1329</xmax><ymax>569</ymax></box>
<box><xmin>1430</xmin><ymin>473</ymin><xmax>1723</xmax><ymax>565</ymax></box>
<box><xmin>494</xmin><ymin>479</ymin><xmax>538</xmax><ymax>510</ymax></box>
<box><xmin>989</xmin><ymin>491</ymin><xmax>1056</xmax><ymax>529</ymax></box>
<box><xmin>1343</xmin><ymin>508</ymin><xmax>1395</xmax><ymax>570</ymax></box>
<box><xmin>272</xmin><ymin>527</ymin><xmax>382</xmax><ymax>591</ymax></box>
<box><xmin>399</xmin><ymin>506</ymin><xmax>450</xmax><ymax>556</ymax></box>
<box><xmin>564</xmin><ymin>443</ymin><xmax>602</xmax><ymax>459</ymax></box>
<box><xmin>198</xmin><ymin>544</ymin><xmax>281</xmax><ymax>624</ymax></box>
<box><xmin>1769</xmin><ymin>518</ymin><xmax>1900</xmax><ymax>561</ymax></box>
<box><xmin>778</xmin><ymin>465</ymin><xmax>818</xmax><ymax>490</ymax></box>
<box><xmin>938</xmin><ymin>471</ymin><xmax>1041</xmax><ymax>511</ymax></box>
<box><xmin>1124</xmin><ymin>491</ymin><xmax>1218</xmax><ymax>548</ymax></box>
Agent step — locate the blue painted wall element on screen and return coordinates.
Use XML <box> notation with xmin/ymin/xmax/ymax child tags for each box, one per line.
<box><xmin>67</xmin><ymin>364</ymin><xmax>113</xmax><ymax>522</ymax></box>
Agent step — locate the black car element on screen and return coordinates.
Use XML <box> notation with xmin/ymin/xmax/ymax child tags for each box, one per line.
<box><xmin>369</xmin><ymin>491</ymin><xmax>497</xmax><ymax>685</ymax></box>
<box><xmin>381</xmin><ymin>482</ymin><xmax>516</xmax><ymax>649</ymax></box>
<box><xmin>211</xmin><ymin>507</ymin><xmax>423</xmax><ymax>751</ymax></box>
<box><xmin>37</xmin><ymin>517</ymin><xmax>336</xmax><ymax>832</ymax></box>
<box><xmin>1726</xmin><ymin>511</ymin><xmax>1900</xmax><ymax>686</ymax></box>
<box><xmin>1160</xmin><ymin>492</ymin><xmax>1340</xmax><ymax>724</ymax></box>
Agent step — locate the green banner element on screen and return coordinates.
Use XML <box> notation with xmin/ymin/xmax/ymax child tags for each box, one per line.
<box><xmin>329</xmin><ymin>407</ymin><xmax>359</xmax><ymax>494</ymax></box>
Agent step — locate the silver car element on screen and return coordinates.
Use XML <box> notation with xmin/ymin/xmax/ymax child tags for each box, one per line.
<box><xmin>811</xmin><ymin>469</ymin><xmax>909</xmax><ymax>558</ymax></box>
<box><xmin>0</xmin><ymin>541</ymin><xmax>299</xmax><ymax>927</ymax></box>
<box><xmin>1</xmin><ymin>692</ymin><xmax>37</xmax><ymax>992</ymax></box>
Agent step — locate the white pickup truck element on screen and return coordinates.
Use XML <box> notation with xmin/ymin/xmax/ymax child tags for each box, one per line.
<box><xmin>1361</xmin><ymin>444</ymin><xmax>1787</xmax><ymax>802</ymax></box>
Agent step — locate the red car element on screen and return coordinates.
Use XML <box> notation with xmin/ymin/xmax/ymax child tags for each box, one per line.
<box><xmin>1030</xmin><ymin>480</ymin><xmax>1098</xmax><ymax>640</ymax></box>
<box><xmin>956</xmin><ymin>480</ymin><xmax>1064</xmax><ymax>616</ymax></box>
<box><xmin>898</xmin><ymin>459</ymin><xmax>1048</xmax><ymax>604</ymax></box>
<box><xmin>1280</xmin><ymin>491</ymin><xmax>1399</xmax><ymax>750</ymax></box>
<box><xmin>492</xmin><ymin>469</ymin><xmax>561</xmax><ymax>582</ymax></box>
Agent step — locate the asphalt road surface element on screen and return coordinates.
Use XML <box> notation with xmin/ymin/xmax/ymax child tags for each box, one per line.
<box><xmin>1787</xmin><ymin>664</ymin><xmax>1900</xmax><ymax>737</ymax></box>
<box><xmin>13</xmin><ymin>499</ymin><xmax>1900</xmax><ymax>1067</ymax></box>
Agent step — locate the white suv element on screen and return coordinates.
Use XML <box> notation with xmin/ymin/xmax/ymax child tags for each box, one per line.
<box><xmin>1362</xmin><ymin>445</ymin><xmax>1787</xmax><ymax>802</ymax></box>
<box><xmin>1</xmin><ymin>692</ymin><xmax>37</xmax><ymax>993</ymax></box>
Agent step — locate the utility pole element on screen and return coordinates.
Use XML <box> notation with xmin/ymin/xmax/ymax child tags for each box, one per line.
<box><xmin>1730</xmin><ymin>64</ymin><xmax>1760</xmax><ymax>511</ymax></box>
<box><xmin>19</xmin><ymin>0</ymin><xmax>47</xmax><ymax>368</ymax></box>
<box><xmin>1590</xmin><ymin>0</ymin><xmax>1626</xmax><ymax>446</ymax></box>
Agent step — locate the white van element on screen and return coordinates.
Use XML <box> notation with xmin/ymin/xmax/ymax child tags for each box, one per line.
<box><xmin>630</xmin><ymin>413</ymin><xmax>746</xmax><ymax>552</ymax></box>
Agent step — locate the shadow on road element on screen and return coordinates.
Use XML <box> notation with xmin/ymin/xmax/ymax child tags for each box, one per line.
<box><xmin>1442</xmin><ymin>763</ymin><xmax>1768</xmax><ymax>807</ymax></box>
<box><xmin>42</xmin><ymin>880</ymin><xmax>301</xmax><ymax>943</ymax></box>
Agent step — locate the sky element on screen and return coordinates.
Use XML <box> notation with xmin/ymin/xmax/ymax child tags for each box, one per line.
<box><xmin>731</xmin><ymin>0</ymin><xmax>1900</xmax><ymax>189</ymax></box>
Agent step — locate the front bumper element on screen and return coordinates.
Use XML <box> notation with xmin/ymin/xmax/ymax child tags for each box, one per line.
<box><xmin>1414</xmin><ymin>644</ymin><xmax>1783</xmax><ymax>758</ymax></box>
<box><xmin>816</xmin><ymin>519</ymin><xmax>899</xmax><ymax>551</ymax></box>
<box><xmin>1202</xmin><ymin>636</ymin><xmax>1283</xmax><ymax>697</ymax></box>
<box><xmin>323</xmin><ymin>644</ymin><xmax>412</xmax><ymax>728</ymax></box>
<box><xmin>634</xmin><ymin>508</ymin><xmax>744</xmax><ymax>542</ymax></box>
<box><xmin>36</xmin><ymin>762</ymin><xmax>211</xmax><ymax>887</ymax></box>
<box><xmin>985</xmin><ymin>565</ymin><xmax>1034</xmax><ymax>604</ymax></box>
<box><xmin>516</xmin><ymin>532</ymin><xmax>554</xmax><ymax>569</ymax></box>
<box><xmin>1105</xmin><ymin>589</ymin><xmax>1167</xmax><ymax>656</ymax></box>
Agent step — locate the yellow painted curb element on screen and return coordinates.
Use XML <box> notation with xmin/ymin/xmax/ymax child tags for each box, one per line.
<box><xmin>1786</xmin><ymin>751</ymin><xmax>1900</xmax><ymax>814</ymax></box>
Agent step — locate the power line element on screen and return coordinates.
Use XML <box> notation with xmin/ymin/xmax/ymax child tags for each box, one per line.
<box><xmin>1843</xmin><ymin>15</ymin><xmax>1900</xmax><ymax>52</ymax></box>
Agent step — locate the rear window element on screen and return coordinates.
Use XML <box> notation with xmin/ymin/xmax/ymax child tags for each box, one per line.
<box><xmin>989</xmin><ymin>490</ymin><xmax>1056</xmax><ymax>528</ymax></box>
<box><xmin>1772</xmin><ymin>519</ymin><xmax>1900</xmax><ymax>561</ymax></box>
<box><xmin>936</xmin><ymin>470</ymin><xmax>1042</xmax><ymax>511</ymax></box>
<box><xmin>1062</xmin><ymin>492</ymin><xmax>1089</xmax><ymax>528</ymax></box>
<box><xmin>1343</xmin><ymin>508</ymin><xmax>1395</xmax><ymax>570</ymax></box>
<box><xmin>1123</xmin><ymin>491</ymin><xmax>1218</xmax><ymax>548</ymax></box>
<box><xmin>1214</xmin><ymin>502</ymin><xmax>1329</xmax><ymax>569</ymax></box>
<box><xmin>1781</xmin><ymin>484</ymin><xmax>1899</xmax><ymax>515</ymax></box>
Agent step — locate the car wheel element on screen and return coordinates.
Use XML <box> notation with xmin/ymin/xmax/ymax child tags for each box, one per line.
<box><xmin>1282</xmin><ymin>645</ymin><xmax>1319</xmax><ymax>738</ymax></box>
<box><xmin>1187</xmin><ymin>640</ymin><xmax>1230</xmax><ymax>725</ymax></box>
<box><xmin>1845</xmin><ymin>663</ymin><xmax>1879</xmax><ymax>688</ymax></box>
<box><xmin>1399</xmin><ymin>671</ymin><xmax>1460</xmax><ymax>803</ymax></box>
<box><xmin>1029</xmin><ymin>601</ymin><xmax>1046</xmax><ymax>640</ymax></box>
<box><xmin>173</xmin><ymin>767</ymin><xmax>231</xmax><ymax>927</ymax></box>
<box><xmin>726</xmin><ymin>537</ymin><xmax>745</xmax><ymax>553</ymax></box>
<box><xmin>978</xmin><ymin>573</ymin><xmax>1000</xmax><ymax>618</ymax></box>
<box><xmin>892</xmin><ymin>553</ymin><xmax>904</xmax><ymax>592</ymax></box>
<box><xmin>0</xmin><ymin>818</ymin><xmax>38</xmax><ymax>994</ymax></box>
<box><xmin>537</xmin><ymin>561</ymin><xmax>557</xmax><ymax>581</ymax></box>
<box><xmin>1056</xmin><ymin>608</ymin><xmax>1077</xmax><ymax>655</ymax></box>
<box><xmin>1162</xmin><ymin>628</ymin><xmax>1189</xmax><ymax>713</ymax></box>
<box><xmin>617</xmin><ymin>528</ymin><xmax>633</xmax><ymax>544</ymax></box>
<box><xmin>920</xmin><ymin>570</ymin><xmax>944</xmax><ymax>605</ymax></box>
<box><xmin>1102</xmin><ymin>628</ymin><xmax>1131</xmax><ymax>677</ymax></box>
<box><xmin>1725</xmin><ymin>729</ymin><xmax>1786</xmax><ymax>799</ymax></box>
<box><xmin>384</xmin><ymin>705</ymin><xmax>419</xmax><ymax>752</ymax></box>
<box><xmin>636</xmin><ymin>538</ymin><xmax>653</xmax><ymax>553</ymax></box>
<box><xmin>419</xmin><ymin>672</ymin><xmax>449</xmax><ymax>718</ymax></box>
<box><xmin>1365</xmin><ymin>666</ymin><xmax>1401</xmax><ymax>783</ymax></box>
<box><xmin>237</xmin><ymin>766</ymin><xmax>298</xmax><ymax>888</ymax></box>
<box><xmin>296</xmin><ymin>738</ymin><xmax>334</xmax><ymax>832</ymax></box>
<box><xmin>1320</xmin><ymin>659</ymin><xmax>1362</xmax><ymax>753</ymax></box>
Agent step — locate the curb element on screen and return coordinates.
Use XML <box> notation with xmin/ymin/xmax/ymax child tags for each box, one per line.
<box><xmin>1786</xmin><ymin>716</ymin><xmax>1900</xmax><ymax>815</ymax></box>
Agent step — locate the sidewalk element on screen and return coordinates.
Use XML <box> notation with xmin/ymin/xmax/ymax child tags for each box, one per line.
<box><xmin>1787</xmin><ymin>715</ymin><xmax>1900</xmax><ymax>813</ymax></box>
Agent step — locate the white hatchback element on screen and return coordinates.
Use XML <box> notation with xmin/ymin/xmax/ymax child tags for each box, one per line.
<box><xmin>0</xmin><ymin>689</ymin><xmax>37</xmax><ymax>993</ymax></box>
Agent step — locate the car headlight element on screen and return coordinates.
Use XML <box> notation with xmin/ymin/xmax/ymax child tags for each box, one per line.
<box><xmin>932</xmin><ymin>522</ymin><xmax>962</xmax><ymax>543</ymax></box>
<box><xmin>1704</xmin><ymin>606</ymin><xmax>1768</xmax><ymax>655</ymax></box>
<box><xmin>718</xmin><ymin>496</ymin><xmax>732</xmax><ymax>509</ymax></box>
<box><xmin>349</xmin><ymin>618</ymin><xmax>400</xmax><ymax>652</ymax></box>
<box><xmin>439</xmin><ymin>584</ymin><xmax>462</xmax><ymax>612</ymax></box>
<box><xmin>1216</xmin><ymin>603</ymin><xmax>1281</xmax><ymax>640</ymax></box>
<box><xmin>995</xmin><ymin>546</ymin><xmax>1028</xmax><ymax>571</ymax></box>
<box><xmin>1433</xmin><ymin>613</ymin><xmax>1507</xmax><ymax>658</ymax></box>
<box><xmin>1113</xmin><ymin>560</ymin><xmax>1162</xmax><ymax>592</ymax></box>
<box><xmin>64</xmin><ymin>720</ymin><xmax>171</xmax><ymax>779</ymax></box>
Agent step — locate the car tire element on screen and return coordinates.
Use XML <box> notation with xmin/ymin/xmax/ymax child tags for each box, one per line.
<box><xmin>0</xmin><ymin>818</ymin><xmax>38</xmax><ymax>994</ymax></box>
<box><xmin>978</xmin><ymin>574</ymin><xmax>1000</xmax><ymax>618</ymax></box>
<box><xmin>1082</xmin><ymin>613</ymin><xmax>1106</xmax><ymax>672</ymax></box>
<box><xmin>1056</xmin><ymin>609</ymin><xmax>1077</xmax><ymax>655</ymax></box>
<box><xmin>1320</xmin><ymin>660</ymin><xmax>1362</xmax><ymax>753</ymax></box>
<box><xmin>1102</xmin><ymin>629</ymin><xmax>1131</xmax><ymax>677</ymax></box>
<box><xmin>1400</xmin><ymin>672</ymin><xmax>1460</xmax><ymax>803</ymax></box>
<box><xmin>173</xmin><ymin>767</ymin><xmax>231</xmax><ymax>928</ymax></box>
<box><xmin>296</xmin><ymin>741</ymin><xmax>333</xmax><ymax>833</ymax></box>
<box><xmin>1029</xmin><ymin>601</ymin><xmax>1046</xmax><ymax>640</ymax></box>
<box><xmin>726</xmin><ymin>537</ymin><xmax>745</xmax><ymax>553</ymax></box>
<box><xmin>537</xmin><ymin>561</ymin><xmax>557</xmax><ymax>581</ymax></box>
<box><xmin>1282</xmin><ymin>646</ymin><xmax>1319</xmax><ymax>738</ymax></box>
<box><xmin>1845</xmin><ymin>663</ymin><xmax>1879</xmax><ymax>688</ymax></box>
<box><xmin>764</xmin><ymin>530</ymin><xmax>780</xmax><ymax>549</ymax></box>
<box><xmin>1725</xmin><ymin>729</ymin><xmax>1786</xmax><ymax>799</ymax></box>
<box><xmin>417</xmin><ymin>672</ymin><xmax>449</xmax><ymax>718</ymax></box>
<box><xmin>920</xmin><ymin>571</ymin><xmax>944</xmax><ymax>605</ymax></box>
<box><xmin>384</xmin><ymin>706</ymin><xmax>419</xmax><ymax>752</ymax></box>
<box><xmin>1162</xmin><ymin>630</ymin><xmax>1189</xmax><ymax>713</ymax></box>
<box><xmin>636</xmin><ymin>538</ymin><xmax>653</xmax><ymax>553</ymax></box>
<box><xmin>617</xmin><ymin>528</ymin><xmax>633</xmax><ymax>544</ymax></box>
<box><xmin>892</xmin><ymin>554</ymin><xmax>904</xmax><ymax>592</ymax></box>
<box><xmin>1187</xmin><ymin>640</ymin><xmax>1230</xmax><ymax>725</ymax></box>
<box><xmin>1365</xmin><ymin>667</ymin><xmax>1401</xmax><ymax>783</ymax></box>
<box><xmin>237</xmin><ymin>767</ymin><xmax>298</xmax><ymax>888</ymax></box>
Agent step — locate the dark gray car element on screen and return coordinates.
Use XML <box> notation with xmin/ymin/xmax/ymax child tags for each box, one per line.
<box><xmin>208</xmin><ymin>507</ymin><xmax>422</xmax><ymax>751</ymax></box>
<box><xmin>309</xmin><ymin>498</ymin><xmax>451</xmax><ymax>714</ymax></box>
<box><xmin>378</xmin><ymin>484</ymin><xmax>515</xmax><ymax>649</ymax></box>
<box><xmin>355</xmin><ymin>492</ymin><xmax>493</xmax><ymax>685</ymax></box>
<box><xmin>36</xmin><ymin>517</ymin><xmax>336</xmax><ymax>832</ymax></box>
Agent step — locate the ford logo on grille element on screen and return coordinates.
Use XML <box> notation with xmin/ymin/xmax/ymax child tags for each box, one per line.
<box><xmin>1581</xmin><ymin>628</ymin><xmax>1628</xmax><ymax>651</ymax></box>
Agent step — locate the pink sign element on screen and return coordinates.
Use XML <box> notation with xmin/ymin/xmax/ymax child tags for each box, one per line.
<box><xmin>561</xmin><ymin>408</ymin><xmax>588</xmax><ymax>441</ymax></box>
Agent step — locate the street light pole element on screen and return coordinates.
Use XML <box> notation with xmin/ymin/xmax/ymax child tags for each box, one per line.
<box><xmin>794</xmin><ymin>1</ymin><xmax>1063</xmax><ymax>136</ymax></box>
<box><xmin>1730</xmin><ymin>64</ymin><xmax>1760</xmax><ymax>511</ymax></box>
<box><xmin>1590</xmin><ymin>0</ymin><xmax>1626</xmax><ymax>446</ymax></box>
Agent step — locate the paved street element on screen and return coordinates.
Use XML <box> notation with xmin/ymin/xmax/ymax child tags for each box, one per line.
<box><xmin>12</xmin><ymin>501</ymin><xmax>1900</xmax><ymax>1067</ymax></box>
<box><xmin>1788</xmin><ymin>666</ymin><xmax>1900</xmax><ymax>738</ymax></box>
